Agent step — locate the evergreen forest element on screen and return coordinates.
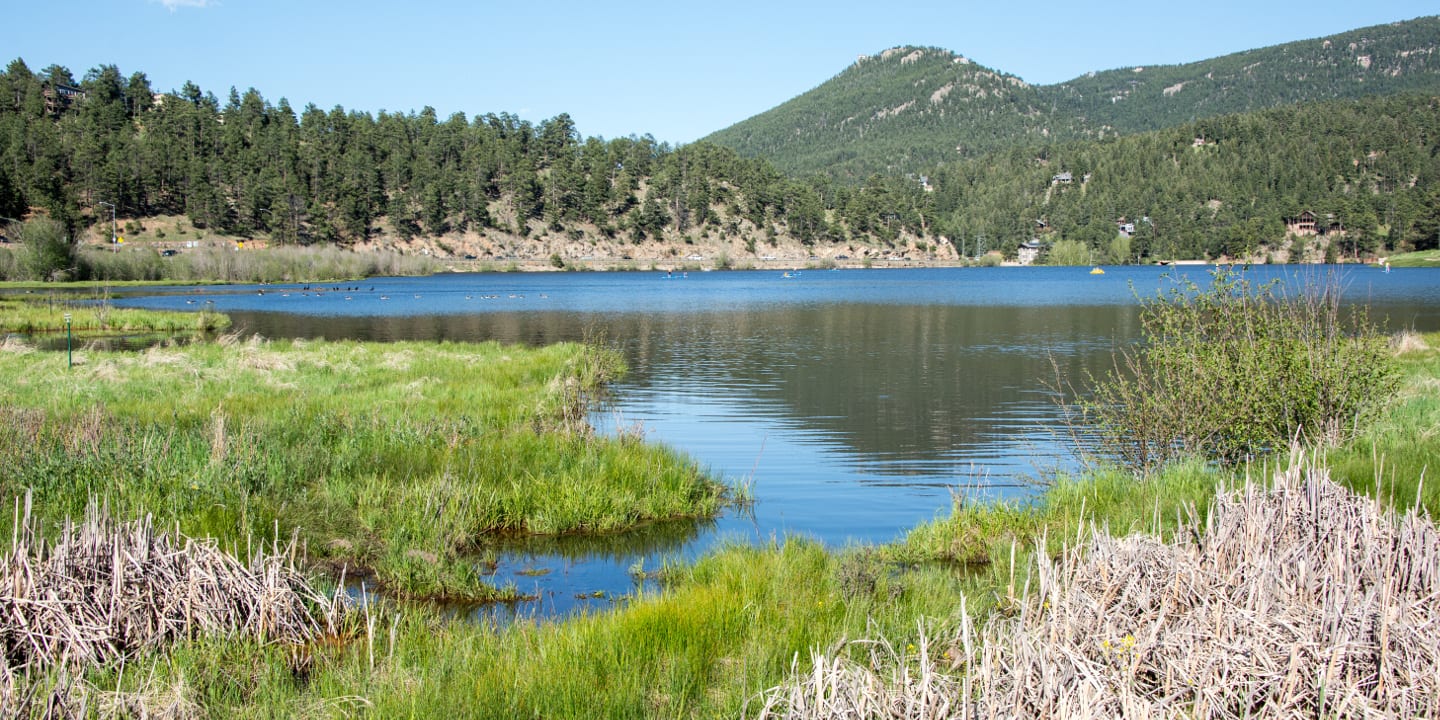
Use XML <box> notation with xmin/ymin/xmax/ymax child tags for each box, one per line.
<box><xmin>705</xmin><ymin>16</ymin><xmax>1440</xmax><ymax>180</ymax></box>
<box><xmin>3</xmin><ymin>17</ymin><xmax>1440</xmax><ymax>272</ymax></box>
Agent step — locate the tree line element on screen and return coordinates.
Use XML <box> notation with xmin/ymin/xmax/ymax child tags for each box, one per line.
<box><xmin>2</xmin><ymin>58</ymin><xmax>1437</xmax><ymax>270</ymax></box>
<box><xmin>923</xmin><ymin>94</ymin><xmax>1440</xmax><ymax>261</ymax></box>
<box><xmin>0</xmin><ymin>59</ymin><xmax>928</xmax><ymax>257</ymax></box>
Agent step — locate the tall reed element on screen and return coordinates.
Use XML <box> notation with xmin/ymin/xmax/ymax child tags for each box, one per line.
<box><xmin>77</xmin><ymin>244</ymin><xmax>439</xmax><ymax>283</ymax></box>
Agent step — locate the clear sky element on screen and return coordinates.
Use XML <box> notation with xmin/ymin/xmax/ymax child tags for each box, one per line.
<box><xmin>5</xmin><ymin>1</ymin><xmax>1436</xmax><ymax>144</ymax></box>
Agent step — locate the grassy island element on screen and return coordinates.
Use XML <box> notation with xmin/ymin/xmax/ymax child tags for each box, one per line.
<box><xmin>0</xmin><ymin>295</ymin><xmax>230</xmax><ymax>333</ymax></box>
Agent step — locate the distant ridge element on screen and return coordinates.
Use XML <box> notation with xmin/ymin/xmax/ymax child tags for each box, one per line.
<box><xmin>703</xmin><ymin>16</ymin><xmax>1440</xmax><ymax>180</ymax></box>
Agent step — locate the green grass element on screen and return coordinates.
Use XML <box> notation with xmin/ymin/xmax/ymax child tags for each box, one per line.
<box><xmin>0</xmin><ymin>279</ymin><xmax>225</xmax><ymax>289</ymax></box>
<box><xmin>1382</xmin><ymin>249</ymin><xmax>1440</xmax><ymax>267</ymax></box>
<box><xmin>8</xmin><ymin>332</ymin><xmax>1438</xmax><ymax>718</ymax></box>
<box><xmin>0</xmin><ymin>296</ymin><xmax>230</xmax><ymax>333</ymax></box>
<box><xmin>83</xmin><ymin>538</ymin><xmax>978</xmax><ymax>718</ymax></box>
<box><xmin>0</xmin><ymin>338</ymin><xmax>730</xmax><ymax>601</ymax></box>
<box><xmin>1325</xmin><ymin>331</ymin><xmax>1440</xmax><ymax>516</ymax></box>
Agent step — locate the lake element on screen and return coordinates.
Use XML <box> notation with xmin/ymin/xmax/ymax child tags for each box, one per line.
<box><xmin>109</xmin><ymin>264</ymin><xmax>1440</xmax><ymax>618</ymax></box>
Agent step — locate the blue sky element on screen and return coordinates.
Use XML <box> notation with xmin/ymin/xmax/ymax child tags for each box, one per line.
<box><xmin>5</xmin><ymin>1</ymin><xmax>1436</xmax><ymax>144</ymax></box>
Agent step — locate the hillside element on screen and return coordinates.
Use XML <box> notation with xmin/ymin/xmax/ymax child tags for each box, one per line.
<box><xmin>925</xmin><ymin>94</ymin><xmax>1440</xmax><ymax>262</ymax></box>
<box><xmin>701</xmin><ymin>47</ymin><xmax>1071</xmax><ymax>182</ymax></box>
<box><xmin>0</xmin><ymin>61</ymin><xmax>955</xmax><ymax>277</ymax></box>
<box><xmin>3</xmin><ymin>26</ymin><xmax>1440</xmax><ymax>278</ymax></box>
<box><xmin>704</xmin><ymin>16</ymin><xmax>1440</xmax><ymax>180</ymax></box>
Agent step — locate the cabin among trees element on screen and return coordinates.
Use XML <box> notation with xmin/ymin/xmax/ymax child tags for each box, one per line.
<box><xmin>1017</xmin><ymin>239</ymin><xmax>1045</xmax><ymax>265</ymax></box>
<box><xmin>1285</xmin><ymin>211</ymin><xmax>1344</xmax><ymax>237</ymax></box>
<box><xmin>41</xmin><ymin>82</ymin><xmax>86</xmax><ymax>115</ymax></box>
<box><xmin>1285</xmin><ymin>211</ymin><xmax>1319</xmax><ymax>235</ymax></box>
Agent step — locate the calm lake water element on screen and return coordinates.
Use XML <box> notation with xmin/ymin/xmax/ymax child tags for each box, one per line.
<box><xmin>109</xmin><ymin>265</ymin><xmax>1440</xmax><ymax>617</ymax></box>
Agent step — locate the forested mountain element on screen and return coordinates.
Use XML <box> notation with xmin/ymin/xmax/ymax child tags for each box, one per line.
<box><xmin>922</xmin><ymin>94</ymin><xmax>1440</xmax><ymax>261</ymax></box>
<box><xmin>0</xmin><ymin>59</ymin><xmax>934</xmax><ymax>266</ymax></box>
<box><xmin>704</xmin><ymin>16</ymin><xmax>1440</xmax><ymax>180</ymax></box>
<box><xmin>2</xmin><ymin>49</ymin><xmax>1438</xmax><ymax>272</ymax></box>
<box><xmin>701</xmin><ymin>47</ymin><xmax>1067</xmax><ymax>182</ymax></box>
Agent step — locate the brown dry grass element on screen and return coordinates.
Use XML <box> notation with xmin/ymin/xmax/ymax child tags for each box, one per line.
<box><xmin>757</xmin><ymin>459</ymin><xmax>1440</xmax><ymax>718</ymax></box>
<box><xmin>0</xmin><ymin>493</ymin><xmax>347</xmax><ymax>717</ymax></box>
<box><xmin>1392</xmin><ymin>330</ymin><xmax>1432</xmax><ymax>355</ymax></box>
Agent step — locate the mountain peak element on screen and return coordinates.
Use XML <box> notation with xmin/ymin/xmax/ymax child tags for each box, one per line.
<box><xmin>705</xmin><ymin>16</ymin><xmax>1440</xmax><ymax>180</ymax></box>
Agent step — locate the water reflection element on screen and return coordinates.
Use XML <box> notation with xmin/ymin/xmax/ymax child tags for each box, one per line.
<box><xmin>88</xmin><ymin>266</ymin><xmax>1440</xmax><ymax>619</ymax></box>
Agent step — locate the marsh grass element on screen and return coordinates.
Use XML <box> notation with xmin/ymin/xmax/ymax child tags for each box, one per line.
<box><xmin>0</xmin><ymin>314</ymin><xmax>1433</xmax><ymax>718</ymax></box>
<box><xmin>760</xmin><ymin>460</ymin><xmax>1440</xmax><ymax>718</ymax></box>
<box><xmin>78</xmin><ymin>244</ymin><xmax>440</xmax><ymax>283</ymax></box>
<box><xmin>0</xmin><ymin>296</ymin><xmax>229</xmax><ymax>333</ymax></box>
<box><xmin>0</xmin><ymin>338</ymin><xmax>728</xmax><ymax>601</ymax></box>
<box><xmin>58</xmin><ymin>539</ymin><xmax>976</xmax><ymax>718</ymax></box>
<box><xmin>9</xmin><ymin>337</ymin><xmax>1436</xmax><ymax>717</ymax></box>
<box><xmin>751</xmin><ymin>335</ymin><xmax>1440</xmax><ymax>718</ymax></box>
<box><xmin>0</xmin><ymin>496</ymin><xmax>345</xmax><ymax>718</ymax></box>
<box><xmin>1326</xmin><ymin>330</ymin><xmax>1440</xmax><ymax>517</ymax></box>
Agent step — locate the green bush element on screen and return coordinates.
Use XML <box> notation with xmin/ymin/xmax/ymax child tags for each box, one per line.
<box><xmin>16</xmin><ymin>218</ymin><xmax>78</xmax><ymax>281</ymax></box>
<box><xmin>1072</xmin><ymin>268</ymin><xmax>1399</xmax><ymax>472</ymax></box>
<box><xmin>1045</xmin><ymin>238</ymin><xmax>1092</xmax><ymax>266</ymax></box>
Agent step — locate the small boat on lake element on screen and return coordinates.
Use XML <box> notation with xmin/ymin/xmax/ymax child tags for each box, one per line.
<box><xmin>1090</xmin><ymin>267</ymin><xmax>1106</xmax><ymax>275</ymax></box>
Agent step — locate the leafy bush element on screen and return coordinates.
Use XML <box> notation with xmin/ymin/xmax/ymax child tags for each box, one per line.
<box><xmin>1045</xmin><ymin>238</ymin><xmax>1092</xmax><ymax>266</ymax></box>
<box><xmin>1070</xmin><ymin>268</ymin><xmax>1398</xmax><ymax>472</ymax></box>
<box><xmin>16</xmin><ymin>218</ymin><xmax>78</xmax><ymax>281</ymax></box>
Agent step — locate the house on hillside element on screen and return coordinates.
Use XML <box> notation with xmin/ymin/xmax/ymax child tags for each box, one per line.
<box><xmin>1051</xmin><ymin>172</ymin><xmax>1073</xmax><ymax>185</ymax></box>
<box><xmin>1018</xmin><ymin>240</ymin><xmax>1046</xmax><ymax>266</ymax></box>
<box><xmin>42</xmin><ymin>83</ymin><xmax>86</xmax><ymax>115</ymax></box>
<box><xmin>1285</xmin><ymin>211</ymin><xmax>1318</xmax><ymax>236</ymax></box>
<box><xmin>1117</xmin><ymin>220</ymin><xmax>1136</xmax><ymax>238</ymax></box>
<box><xmin>1285</xmin><ymin>210</ymin><xmax>1344</xmax><ymax>238</ymax></box>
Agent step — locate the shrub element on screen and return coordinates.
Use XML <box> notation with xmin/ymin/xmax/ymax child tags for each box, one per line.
<box><xmin>1045</xmin><ymin>238</ymin><xmax>1092</xmax><ymax>266</ymax></box>
<box><xmin>16</xmin><ymin>218</ymin><xmax>78</xmax><ymax>281</ymax></box>
<box><xmin>1070</xmin><ymin>268</ymin><xmax>1398</xmax><ymax>472</ymax></box>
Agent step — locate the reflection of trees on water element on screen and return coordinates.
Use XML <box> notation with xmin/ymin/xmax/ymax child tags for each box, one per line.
<box><xmin>227</xmin><ymin>305</ymin><xmax>1147</xmax><ymax>469</ymax></box>
<box><xmin>605</xmin><ymin>304</ymin><xmax>1147</xmax><ymax>465</ymax></box>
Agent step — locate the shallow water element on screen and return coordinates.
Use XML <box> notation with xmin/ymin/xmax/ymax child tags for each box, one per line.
<box><xmin>107</xmin><ymin>265</ymin><xmax>1440</xmax><ymax>617</ymax></box>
